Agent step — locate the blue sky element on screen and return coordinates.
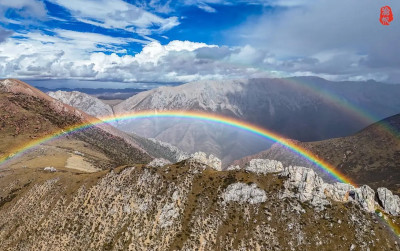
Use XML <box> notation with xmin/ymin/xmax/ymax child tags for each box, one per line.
<box><xmin>0</xmin><ymin>0</ymin><xmax>399</xmax><ymax>88</ymax></box>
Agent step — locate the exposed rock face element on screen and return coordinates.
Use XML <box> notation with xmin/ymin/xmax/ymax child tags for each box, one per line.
<box><xmin>147</xmin><ymin>158</ymin><xmax>171</xmax><ymax>168</ymax></box>
<box><xmin>189</xmin><ymin>152</ymin><xmax>222</xmax><ymax>171</ymax></box>
<box><xmin>245</xmin><ymin>159</ymin><xmax>284</xmax><ymax>174</ymax></box>
<box><xmin>280</xmin><ymin>166</ymin><xmax>330</xmax><ymax>210</ymax></box>
<box><xmin>222</xmin><ymin>183</ymin><xmax>267</xmax><ymax>204</ymax></box>
<box><xmin>324</xmin><ymin>183</ymin><xmax>355</xmax><ymax>202</ymax></box>
<box><xmin>377</xmin><ymin>187</ymin><xmax>400</xmax><ymax>216</ymax></box>
<box><xmin>278</xmin><ymin>166</ymin><xmax>376</xmax><ymax>213</ymax></box>
<box><xmin>48</xmin><ymin>91</ymin><xmax>114</xmax><ymax>119</ymax></box>
<box><xmin>354</xmin><ymin>185</ymin><xmax>376</xmax><ymax>213</ymax></box>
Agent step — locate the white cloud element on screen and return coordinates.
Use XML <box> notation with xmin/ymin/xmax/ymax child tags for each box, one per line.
<box><xmin>197</xmin><ymin>3</ymin><xmax>217</xmax><ymax>13</ymax></box>
<box><xmin>0</xmin><ymin>0</ymin><xmax>47</xmax><ymax>20</ymax></box>
<box><xmin>48</xmin><ymin>0</ymin><xmax>179</xmax><ymax>35</ymax></box>
<box><xmin>134</xmin><ymin>40</ymin><xmax>216</xmax><ymax>64</ymax></box>
<box><xmin>228</xmin><ymin>0</ymin><xmax>400</xmax><ymax>83</ymax></box>
<box><xmin>0</xmin><ymin>31</ymin><xmax>275</xmax><ymax>84</ymax></box>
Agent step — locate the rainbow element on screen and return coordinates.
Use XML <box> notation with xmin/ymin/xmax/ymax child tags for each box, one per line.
<box><xmin>375</xmin><ymin>209</ymin><xmax>400</xmax><ymax>238</ymax></box>
<box><xmin>198</xmin><ymin>57</ymin><xmax>399</xmax><ymax>137</ymax></box>
<box><xmin>2</xmin><ymin>110</ymin><xmax>400</xmax><ymax>239</ymax></box>
<box><xmin>0</xmin><ymin>110</ymin><xmax>354</xmax><ymax>185</ymax></box>
<box><xmin>285</xmin><ymin>77</ymin><xmax>399</xmax><ymax>136</ymax></box>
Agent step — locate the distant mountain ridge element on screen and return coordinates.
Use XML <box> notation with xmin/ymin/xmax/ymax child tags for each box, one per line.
<box><xmin>46</xmin><ymin>77</ymin><xmax>400</xmax><ymax>165</ymax></box>
<box><xmin>38</xmin><ymin>86</ymin><xmax>147</xmax><ymax>100</ymax></box>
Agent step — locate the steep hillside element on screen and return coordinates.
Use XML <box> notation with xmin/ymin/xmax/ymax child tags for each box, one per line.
<box><xmin>232</xmin><ymin>114</ymin><xmax>400</xmax><ymax>194</ymax></box>
<box><xmin>0</xmin><ymin>79</ymin><xmax>151</xmax><ymax>170</ymax></box>
<box><xmin>0</xmin><ymin>159</ymin><xmax>398</xmax><ymax>250</ymax></box>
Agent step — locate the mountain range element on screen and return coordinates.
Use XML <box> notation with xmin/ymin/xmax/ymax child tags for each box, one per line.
<box><xmin>49</xmin><ymin>77</ymin><xmax>400</xmax><ymax>166</ymax></box>
<box><xmin>1</xmin><ymin>79</ymin><xmax>400</xmax><ymax>250</ymax></box>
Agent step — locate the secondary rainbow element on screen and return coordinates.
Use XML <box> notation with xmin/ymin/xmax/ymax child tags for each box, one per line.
<box><xmin>0</xmin><ymin>110</ymin><xmax>354</xmax><ymax>185</ymax></box>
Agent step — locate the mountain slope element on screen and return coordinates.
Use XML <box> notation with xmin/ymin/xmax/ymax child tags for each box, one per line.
<box><xmin>0</xmin><ymin>159</ymin><xmax>399</xmax><ymax>250</ymax></box>
<box><xmin>0</xmin><ymin>79</ymin><xmax>151</xmax><ymax>170</ymax></box>
<box><xmin>114</xmin><ymin>77</ymin><xmax>400</xmax><ymax>141</ymax></box>
<box><xmin>48</xmin><ymin>90</ymin><xmax>114</xmax><ymax>119</ymax></box>
<box><xmin>232</xmin><ymin>114</ymin><xmax>400</xmax><ymax>194</ymax></box>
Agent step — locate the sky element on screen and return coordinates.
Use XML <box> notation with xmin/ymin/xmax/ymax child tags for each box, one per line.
<box><xmin>0</xmin><ymin>0</ymin><xmax>399</xmax><ymax>88</ymax></box>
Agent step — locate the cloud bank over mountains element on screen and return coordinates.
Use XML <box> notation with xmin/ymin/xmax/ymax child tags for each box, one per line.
<box><xmin>0</xmin><ymin>0</ymin><xmax>399</xmax><ymax>86</ymax></box>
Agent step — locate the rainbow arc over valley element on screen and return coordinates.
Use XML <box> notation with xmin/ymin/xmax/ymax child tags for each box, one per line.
<box><xmin>0</xmin><ymin>110</ymin><xmax>355</xmax><ymax>185</ymax></box>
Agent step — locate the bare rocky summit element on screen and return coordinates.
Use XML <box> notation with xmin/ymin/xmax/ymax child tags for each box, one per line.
<box><xmin>0</xmin><ymin>159</ymin><xmax>399</xmax><ymax>250</ymax></box>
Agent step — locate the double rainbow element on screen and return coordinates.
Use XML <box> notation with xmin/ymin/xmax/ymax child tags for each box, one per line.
<box><xmin>2</xmin><ymin>109</ymin><xmax>400</xmax><ymax>238</ymax></box>
<box><xmin>0</xmin><ymin>110</ymin><xmax>354</xmax><ymax>185</ymax></box>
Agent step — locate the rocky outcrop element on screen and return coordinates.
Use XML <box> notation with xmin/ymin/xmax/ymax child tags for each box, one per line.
<box><xmin>189</xmin><ymin>152</ymin><xmax>222</xmax><ymax>171</ymax></box>
<box><xmin>147</xmin><ymin>158</ymin><xmax>171</xmax><ymax>168</ymax></box>
<box><xmin>222</xmin><ymin>183</ymin><xmax>267</xmax><ymax>204</ymax></box>
<box><xmin>245</xmin><ymin>159</ymin><xmax>284</xmax><ymax>174</ymax></box>
<box><xmin>270</xmin><ymin>165</ymin><xmax>377</xmax><ymax>213</ymax></box>
<box><xmin>377</xmin><ymin>187</ymin><xmax>400</xmax><ymax>216</ymax></box>
<box><xmin>354</xmin><ymin>185</ymin><xmax>376</xmax><ymax>212</ymax></box>
<box><xmin>224</xmin><ymin>159</ymin><xmax>396</xmax><ymax>214</ymax></box>
<box><xmin>280</xmin><ymin>166</ymin><xmax>330</xmax><ymax>210</ymax></box>
<box><xmin>226</xmin><ymin>165</ymin><xmax>240</xmax><ymax>171</ymax></box>
<box><xmin>0</xmin><ymin>160</ymin><xmax>399</xmax><ymax>250</ymax></box>
<box><xmin>43</xmin><ymin>167</ymin><xmax>57</xmax><ymax>172</ymax></box>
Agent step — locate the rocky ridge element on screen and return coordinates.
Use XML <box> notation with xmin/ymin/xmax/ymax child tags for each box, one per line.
<box><xmin>240</xmin><ymin>158</ymin><xmax>400</xmax><ymax>216</ymax></box>
<box><xmin>0</xmin><ymin>158</ymin><xmax>399</xmax><ymax>250</ymax></box>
